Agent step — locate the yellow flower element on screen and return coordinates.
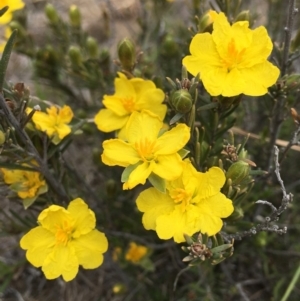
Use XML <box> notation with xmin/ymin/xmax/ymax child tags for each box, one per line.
<box><xmin>94</xmin><ymin>72</ymin><xmax>166</xmax><ymax>139</ymax></box>
<box><xmin>101</xmin><ymin>110</ymin><xmax>190</xmax><ymax>189</ymax></box>
<box><xmin>125</xmin><ymin>242</ymin><xmax>148</xmax><ymax>263</ymax></box>
<box><xmin>0</xmin><ymin>0</ymin><xmax>25</xmax><ymax>24</ymax></box>
<box><xmin>0</xmin><ymin>26</ymin><xmax>11</xmax><ymax>53</ymax></box>
<box><xmin>182</xmin><ymin>12</ymin><xmax>280</xmax><ymax>97</ymax></box>
<box><xmin>29</xmin><ymin>105</ymin><xmax>74</xmax><ymax>144</ymax></box>
<box><xmin>20</xmin><ymin>198</ymin><xmax>108</xmax><ymax>282</ymax></box>
<box><xmin>136</xmin><ymin>160</ymin><xmax>234</xmax><ymax>243</ymax></box>
<box><xmin>1</xmin><ymin>165</ymin><xmax>47</xmax><ymax>207</ymax></box>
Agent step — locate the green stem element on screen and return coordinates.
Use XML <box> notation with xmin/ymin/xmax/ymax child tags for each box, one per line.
<box><xmin>280</xmin><ymin>264</ymin><xmax>300</xmax><ymax>301</ymax></box>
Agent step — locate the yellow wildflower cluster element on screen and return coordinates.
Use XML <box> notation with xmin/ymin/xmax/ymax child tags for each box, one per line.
<box><xmin>98</xmin><ymin>72</ymin><xmax>234</xmax><ymax>242</ymax></box>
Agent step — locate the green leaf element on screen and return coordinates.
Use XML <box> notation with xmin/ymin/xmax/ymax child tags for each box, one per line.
<box><xmin>0</xmin><ymin>6</ymin><xmax>8</xmax><ymax>18</ymax></box>
<box><xmin>211</xmin><ymin>244</ymin><xmax>232</xmax><ymax>254</ymax></box>
<box><xmin>148</xmin><ymin>173</ymin><xmax>166</xmax><ymax>193</ymax></box>
<box><xmin>169</xmin><ymin>112</ymin><xmax>184</xmax><ymax>125</ymax></box>
<box><xmin>0</xmin><ymin>162</ymin><xmax>37</xmax><ymax>171</ymax></box>
<box><xmin>121</xmin><ymin>162</ymin><xmax>141</xmax><ymax>182</ymax></box>
<box><xmin>0</xmin><ymin>29</ymin><xmax>18</xmax><ymax>92</ymax></box>
<box><xmin>197</xmin><ymin>102</ymin><xmax>218</xmax><ymax>112</ymax></box>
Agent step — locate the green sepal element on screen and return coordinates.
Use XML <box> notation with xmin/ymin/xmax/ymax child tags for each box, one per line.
<box><xmin>23</xmin><ymin>197</ymin><xmax>38</xmax><ymax>209</ymax></box>
<box><xmin>178</xmin><ymin>148</ymin><xmax>189</xmax><ymax>159</ymax></box>
<box><xmin>170</xmin><ymin>112</ymin><xmax>184</xmax><ymax>125</ymax></box>
<box><xmin>0</xmin><ymin>29</ymin><xmax>18</xmax><ymax>92</ymax></box>
<box><xmin>121</xmin><ymin>162</ymin><xmax>141</xmax><ymax>182</ymax></box>
<box><xmin>148</xmin><ymin>173</ymin><xmax>166</xmax><ymax>193</ymax></box>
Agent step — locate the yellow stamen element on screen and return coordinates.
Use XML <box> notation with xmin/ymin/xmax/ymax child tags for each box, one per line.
<box><xmin>170</xmin><ymin>188</ymin><xmax>191</xmax><ymax>212</ymax></box>
<box><xmin>135</xmin><ymin>138</ymin><xmax>156</xmax><ymax>161</ymax></box>
<box><xmin>55</xmin><ymin>221</ymin><xmax>73</xmax><ymax>246</ymax></box>
<box><xmin>222</xmin><ymin>38</ymin><xmax>246</xmax><ymax>71</ymax></box>
<box><xmin>121</xmin><ymin>96</ymin><xmax>135</xmax><ymax>112</ymax></box>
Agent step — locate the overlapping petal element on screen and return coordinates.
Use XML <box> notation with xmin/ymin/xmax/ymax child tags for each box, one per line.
<box><xmin>152</xmin><ymin>154</ymin><xmax>183</xmax><ymax>180</ymax></box>
<box><xmin>94</xmin><ymin>109</ymin><xmax>128</xmax><ymax>132</ymax></box>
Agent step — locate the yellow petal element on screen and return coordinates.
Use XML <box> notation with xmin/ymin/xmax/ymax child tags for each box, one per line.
<box><xmin>195</xmin><ymin>167</ymin><xmax>226</xmax><ymax>199</ymax></box>
<box><xmin>155</xmin><ymin>124</ymin><xmax>190</xmax><ymax>155</ymax></box>
<box><xmin>55</xmin><ymin>123</ymin><xmax>72</xmax><ymax>139</ymax></box>
<box><xmin>182</xmin><ymin>33</ymin><xmax>221</xmax><ymax>77</ymax></box>
<box><xmin>94</xmin><ymin>109</ymin><xmax>128</xmax><ymax>132</ymax></box>
<box><xmin>153</xmin><ymin>154</ymin><xmax>183</xmax><ymax>181</ymax></box>
<box><xmin>125</xmin><ymin>161</ymin><xmax>152</xmax><ymax>189</ymax></box>
<box><xmin>67</xmin><ymin>198</ymin><xmax>96</xmax><ymax>237</ymax></box>
<box><xmin>31</xmin><ymin>111</ymin><xmax>55</xmax><ymax>135</ymax></box>
<box><xmin>126</xmin><ymin>110</ymin><xmax>162</xmax><ymax>144</ymax></box>
<box><xmin>42</xmin><ymin>245</ymin><xmax>79</xmax><ymax>281</ymax></box>
<box><xmin>102</xmin><ymin>139</ymin><xmax>140</xmax><ymax>167</ymax></box>
<box><xmin>20</xmin><ymin>226</ymin><xmax>55</xmax><ymax>267</ymax></box>
<box><xmin>136</xmin><ymin>187</ymin><xmax>174</xmax><ymax>230</ymax></box>
<box><xmin>58</xmin><ymin>105</ymin><xmax>74</xmax><ymax>124</ymax></box>
<box><xmin>71</xmin><ymin>230</ymin><xmax>108</xmax><ymax>269</ymax></box>
<box><xmin>240</xmin><ymin>26</ymin><xmax>273</xmax><ymax>67</ymax></box>
<box><xmin>102</xmin><ymin>95</ymin><xmax>130</xmax><ymax>116</ymax></box>
<box><xmin>195</xmin><ymin>193</ymin><xmax>234</xmax><ymax>235</ymax></box>
<box><xmin>239</xmin><ymin>61</ymin><xmax>280</xmax><ymax>96</ymax></box>
<box><xmin>156</xmin><ymin>205</ymin><xmax>200</xmax><ymax>243</ymax></box>
<box><xmin>1</xmin><ymin>169</ymin><xmax>24</xmax><ymax>184</ymax></box>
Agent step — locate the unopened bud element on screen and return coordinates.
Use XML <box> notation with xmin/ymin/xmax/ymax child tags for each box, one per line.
<box><xmin>68</xmin><ymin>45</ymin><xmax>82</xmax><ymax>66</ymax></box>
<box><xmin>226</xmin><ymin>160</ymin><xmax>250</xmax><ymax>185</ymax></box>
<box><xmin>45</xmin><ymin>3</ymin><xmax>59</xmax><ymax>24</ymax></box>
<box><xmin>118</xmin><ymin>38</ymin><xmax>136</xmax><ymax>71</ymax></box>
<box><xmin>285</xmin><ymin>74</ymin><xmax>300</xmax><ymax>91</ymax></box>
<box><xmin>198</xmin><ymin>10</ymin><xmax>218</xmax><ymax>33</ymax></box>
<box><xmin>234</xmin><ymin>10</ymin><xmax>252</xmax><ymax>26</ymax></box>
<box><xmin>86</xmin><ymin>36</ymin><xmax>99</xmax><ymax>58</ymax></box>
<box><xmin>170</xmin><ymin>89</ymin><xmax>193</xmax><ymax>113</ymax></box>
<box><xmin>69</xmin><ymin>5</ymin><xmax>81</xmax><ymax>28</ymax></box>
<box><xmin>0</xmin><ymin>130</ymin><xmax>5</xmax><ymax>146</ymax></box>
<box><xmin>291</xmin><ymin>29</ymin><xmax>300</xmax><ymax>52</ymax></box>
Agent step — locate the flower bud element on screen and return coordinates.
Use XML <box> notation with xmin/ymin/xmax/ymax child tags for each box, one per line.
<box><xmin>226</xmin><ymin>161</ymin><xmax>250</xmax><ymax>185</ymax></box>
<box><xmin>291</xmin><ymin>29</ymin><xmax>300</xmax><ymax>52</ymax></box>
<box><xmin>170</xmin><ymin>89</ymin><xmax>193</xmax><ymax>113</ymax></box>
<box><xmin>69</xmin><ymin>5</ymin><xmax>81</xmax><ymax>28</ymax></box>
<box><xmin>234</xmin><ymin>10</ymin><xmax>252</xmax><ymax>26</ymax></box>
<box><xmin>117</xmin><ymin>38</ymin><xmax>136</xmax><ymax>71</ymax></box>
<box><xmin>68</xmin><ymin>45</ymin><xmax>82</xmax><ymax>66</ymax></box>
<box><xmin>198</xmin><ymin>10</ymin><xmax>218</xmax><ymax>33</ymax></box>
<box><xmin>45</xmin><ymin>3</ymin><xmax>59</xmax><ymax>24</ymax></box>
<box><xmin>86</xmin><ymin>36</ymin><xmax>99</xmax><ymax>58</ymax></box>
<box><xmin>0</xmin><ymin>130</ymin><xmax>5</xmax><ymax>146</ymax></box>
<box><xmin>284</xmin><ymin>74</ymin><xmax>300</xmax><ymax>91</ymax></box>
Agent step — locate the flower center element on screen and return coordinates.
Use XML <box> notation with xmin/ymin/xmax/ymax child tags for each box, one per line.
<box><xmin>55</xmin><ymin>221</ymin><xmax>73</xmax><ymax>246</ymax></box>
<box><xmin>121</xmin><ymin>96</ymin><xmax>135</xmax><ymax>113</ymax></box>
<box><xmin>170</xmin><ymin>188</ymin><xmax>191</xmax><ymax>212</ymax></box>
<box><xmin>135</xmin><ymin>138</ymin><xmax>156</xmax><ymax>161</ymax></box>
<box><xmin>222</xmin><ymin>38</ymin><xmax>246</xmax><ymax>71</ymax></box>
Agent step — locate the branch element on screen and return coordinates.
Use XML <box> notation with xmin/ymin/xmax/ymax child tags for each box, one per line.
<box><xmin>0</xmin><ymin>93</ymin><xmax>69</xmax><ymax>202</ymax></box>
<box><xmin>226</xmin><ymin>146</ymin><xmax>292</xmax><ymax>241</ymax></box>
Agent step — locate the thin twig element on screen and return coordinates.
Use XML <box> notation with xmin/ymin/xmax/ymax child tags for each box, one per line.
<box><xmin>226</xmin><ymin>146</ymin><xmax>292</xmax><ymax>241</ymax></box>
<box><xmin>267</xmin><ymin>0</ymin><xmax>298</xmax><ymax>173</ymax></box>
<box><xmin>0</xmin><ymin>93</ymin><xmax>69</xmax><ymax>202</ymax></box>
<box><xmin>281</xmin><ymin>0</ymin><xmax>298</xmax><ymax>76</ymax></box>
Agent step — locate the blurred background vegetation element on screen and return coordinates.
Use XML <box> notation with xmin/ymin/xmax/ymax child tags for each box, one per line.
<box><xmin>1</xmin><ymin>0</ymin><xmax>300</xmax><ymax>300</ymax></box>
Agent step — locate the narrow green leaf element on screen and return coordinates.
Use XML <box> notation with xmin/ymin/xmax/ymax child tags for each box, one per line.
<box><xmin>178</xmin><ymin>148</ymin><xmax>190</xmax><ymax>159</ymax></box>
<box><xmin>0</xmin><ymin>162</ymin><xmax>37</xmax><ymax>171</ymax></box>
<box><xmin>211</xmin><ymin>243</ymin><xmax>232</xmax><ymax>253</ymax></box>
<box><xmin>197</xmin><ymin>102</ymin><xmax>219</xmax><ymax>112</ymax></box>
<box><xmin>0</xmin><ymin>29</ymin><xmax>18</xmax><ymax>92</ymax></box>
<box><xmin>0</xmin><ymin>6</ymin><xmax>8</xmax><ymax>17</ymax></box>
